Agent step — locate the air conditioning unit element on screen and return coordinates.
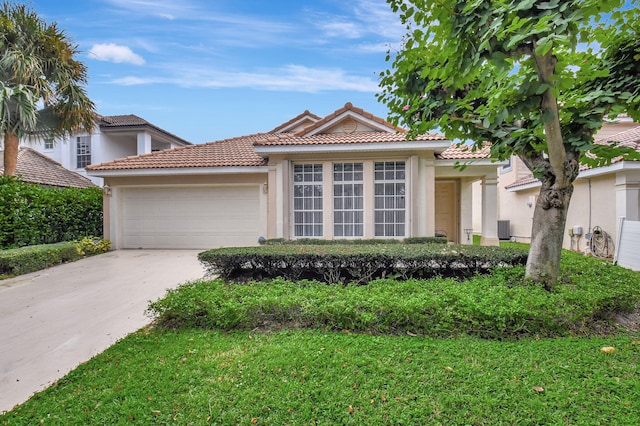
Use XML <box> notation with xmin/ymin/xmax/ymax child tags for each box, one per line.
<box><xmin>497</xmin><ymin>220</ymin><xmax>511</xmax><ymax>240</ymax></box>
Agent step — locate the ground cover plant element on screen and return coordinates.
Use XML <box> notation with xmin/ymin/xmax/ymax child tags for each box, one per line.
<box><xmin>2</xmin><ymin>329</ymin><xmax>639</xmax><ymax>425</ymax></box>
<box><xmin>2</xmin><ymin>247</ymin><xmax>639</xmax><ymax>424</ymax></box>
<box><xmin>153</xmin><ymin>250</ymin><xmax>640</xmax><ymax>339</ymax></box>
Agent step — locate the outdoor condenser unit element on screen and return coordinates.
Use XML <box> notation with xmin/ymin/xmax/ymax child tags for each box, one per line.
<box><xmin>497</xmin><ymin>220</ymin><xmax>511</xmax><ymax>240</ymax></box>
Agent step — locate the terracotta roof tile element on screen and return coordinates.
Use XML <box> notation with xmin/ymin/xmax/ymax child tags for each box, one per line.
<box><xmin>87</xmin><ymin>133</ymin><xmax>269</xmax><ymax>171</ymax></box>
<box><xmin>294</xmin><ymin>102</ymin><xmax>405</xmax><ymax>137</ymax></box>
<box><xmin>436</xmin><ymin>143</ymin><xmax>491</xmax><ymax>160</ymax></box>
<box><xmin>254</xmin><ymin>130</ymin><xmax>445</xmax><ymax>146</ymax></box>
<box><xmin>507</xmin><ymin>126</ymin><xmax>640</xmax><ymax>189</ymax></box>
<box><xmin>98</xmin><ymin>114</ymin><xmax>192</xmax><ymax>146</ymax></box>
<box><xmin>505</xmin><ymin>174</ymin><xmax>539</xmax><ymax>190</ymax></box>
<box><xmin>88</xmin><ymin>103</ymin><xmax>488</xmax><ymax>172</ymax></box>
<box><xmin>0</xmin><ymin>148</ymin><xmax>95</xmax><ymax>188</ymax></box>
<box><xmin>270</xmin><ymin>110</ymin><xmax>322</xmax><ymax>133</ymax></box>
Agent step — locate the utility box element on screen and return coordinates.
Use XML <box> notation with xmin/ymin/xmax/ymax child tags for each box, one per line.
<box><xmin>497</xmin><ymin>220</ymin><xmax>511</xmax><ymax>240</ymax></box>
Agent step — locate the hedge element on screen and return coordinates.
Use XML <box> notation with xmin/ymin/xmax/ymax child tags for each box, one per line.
<box><xmin>0</xmin><ymin>242</ymin><xmax>83</xmax><ymax>277</ymax></box>
<box><xmin>198</xmin><ymin>244</ymin><xmax>529</xmax><ymax>284</ymax></box>
<box><xmin>259</xmin><ymin>237</ymin><xmax>448</xmax><ymax>245</ymax></box>
<box><xmin>0</xmin><ymin>177</ymin><xmax>103</xmax><ymax>249</ymax></box>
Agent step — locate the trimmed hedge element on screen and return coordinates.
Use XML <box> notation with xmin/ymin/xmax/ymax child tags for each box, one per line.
<box><xmin>198</xmin><ymin>244</ymin><xmax>529</xmax><ymax>284</ymax></box>
<box><xmin>0</xmin><ymin>177</ymin><xmax>103</xmax><ymax>249</ymax></box>
<box><xmin>149</xmin><ymin>251</ymin><xmax>640</xmax><ymax>338</ymax></box>
<box><xmin>0</xmin><ymin>242</ymin><xmax>82</xmax><ymax>277</ymax></box>
<box><xmin>259</xmin><ymin>237</ymin><xmax>448</xmax><ymax>245</ymax></box>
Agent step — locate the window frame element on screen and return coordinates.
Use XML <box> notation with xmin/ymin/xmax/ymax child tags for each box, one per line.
<box><xmin>333</xmin><ymin>162</ymin><xmax>364</xmax><ymax>237</ymax></box>
<box><xmin>76</xmin><ymin>136</ymin><xmax>92</xmax><ymax>169</ymax></box>
<box><xmin>373</xmin><ymin>161</ymin><xmax>406</xmax><ymax>238</ymax></box>
<box><xmin>292</xmin><ymin>163</ymin><xmax>324</xmax><ymax>237</ymax></box>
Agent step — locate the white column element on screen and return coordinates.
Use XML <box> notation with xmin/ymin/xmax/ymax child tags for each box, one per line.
<box><xmin>424</xmin><ymin>155</ymin><xmax>435</xmax><ymax>237</ymax></box>
<box><xmin>460</xmin><ymin>179</ymin><xmax>474</xmax><ymax>245</ymax></box>
<box><xmin>415</xmin><ymin>156</ymin><xmax>428</xmax><ymax>236</ymax></box>
<box><xmin>137</xmin><ymin>131</ymin><xmax>152</xmax><ymax>155</ymax></box>
<box><xmin>616</xmin><ymin>170</ymin><xmax>640</xmax><ymax>222</ymax></box>
<box><xmin>480</xmin><ymin>176</ymin><xmax>500</xmax><ymax>246</ymax></box>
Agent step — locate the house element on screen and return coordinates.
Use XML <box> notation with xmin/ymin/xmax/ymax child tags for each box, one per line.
<box><xmin>21</xmin><ymin>114</ymin><xmax>192</xmax><ymax>186</ymax></box>
<box><xmin>0</xmin><ymin>147</ymin><xmax>95</xmax><ymax>188</ymax></box>
<box><xmin>494</xmin><ymin>119</ymin><xmax>640</xmax><ymax>252</ymax></box>
<box><xmin>87</xmin><ymin>103</ymin><xmax>502</xmax><ymax>250</ymax></box>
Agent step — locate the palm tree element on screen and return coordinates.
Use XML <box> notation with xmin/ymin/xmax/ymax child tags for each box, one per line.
<box><xmin>0</xmin><ymin>2</ymin><xmax>95</xmax><ymax>176</ymax></box>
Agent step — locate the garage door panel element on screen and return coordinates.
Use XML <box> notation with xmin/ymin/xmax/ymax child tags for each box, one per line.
<box><xmin>120</xmin><ymin>186</ymin><xmax>263</xmax><ymax>249</ymax></box>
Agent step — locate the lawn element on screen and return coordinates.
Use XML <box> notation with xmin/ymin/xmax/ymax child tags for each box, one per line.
<box><xmin>1</xmin><ymin>245</ymin><xmax>639</xmax><ymax>425</ymax></box>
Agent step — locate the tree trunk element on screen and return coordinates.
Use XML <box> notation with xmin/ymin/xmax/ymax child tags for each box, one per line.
<box><xmin>3</xmin><ymin>132</ymin><xmax>19</xmax><ymax>176</ymax></box>
<box><xmin>525</xmin><ymin>180</ymin><xmax>574</xmax><ymax>289</ymax></box>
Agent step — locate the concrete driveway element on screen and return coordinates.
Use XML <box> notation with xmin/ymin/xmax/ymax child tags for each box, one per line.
<box><xmin>0</xmin><ymin>249</ymin><xmax>205</xmax><ymax>413</ymax></box>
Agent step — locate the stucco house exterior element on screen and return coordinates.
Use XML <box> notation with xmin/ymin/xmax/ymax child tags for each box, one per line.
<box><xmin>20</xmin><ymin>114</ymin><xmax>191</xmax><ymax>186</ymax></box>
<box><xmin>87</xmin><ymin>103</ymin><xmax>502</xmax><ymax>250</ymax></box>
<box><xmin>492</xmin><ymin>119</ymin><xmax>640</xmax><ymax>253</ymax></box>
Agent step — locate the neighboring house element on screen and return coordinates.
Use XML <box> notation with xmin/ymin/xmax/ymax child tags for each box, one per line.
<box><xmin>0</xmin><ymin>147</ymin><xmax>95</xmax><ymax>188</ymax></box>
<box><xmin>494</xmin><ymin>119</ymin><xmax>640</xmax><ymax>252</ymax></box>
<box><xmin>20</xmin><ymin>114</ymin><xmax>191</xmax><ymax>186</ymax></box>
<box><xmin>87</xmin><ymin>103</ymin><xmax>502</xmax><ymax>250</ymax></box>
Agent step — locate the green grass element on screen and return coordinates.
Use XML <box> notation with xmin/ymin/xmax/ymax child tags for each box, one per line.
<box><xmin>2</xmin><ymin>247</ymin><xmax>640</xmax><ymax>424</ymax></box>
<box><xmin>2</xmin><ymin>329</ymin><xmax>639</xmax><ymax>425</ymax></box>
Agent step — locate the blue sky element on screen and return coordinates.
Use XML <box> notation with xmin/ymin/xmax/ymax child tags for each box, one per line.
<box><xmin>29</xmin><ymin>0</ymin><xmax>405</xmax><ymax>143</ymax></box>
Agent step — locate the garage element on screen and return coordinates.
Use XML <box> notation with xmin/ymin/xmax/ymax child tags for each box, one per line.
<box><xmin>119</xmin><ymin>185</ymin><xmax>264</xmax><ymax>249</ymax></box>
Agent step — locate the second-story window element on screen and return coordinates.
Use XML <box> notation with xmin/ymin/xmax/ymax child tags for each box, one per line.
<box><xmin>76</xmin><ymin>136</ymin><xmax>91</xmax><ymax>168</ymax></box>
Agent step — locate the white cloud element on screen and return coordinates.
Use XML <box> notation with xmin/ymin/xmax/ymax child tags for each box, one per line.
<box><xmin>89</xmin><ymin>43</ymin><xmax>146</xmax><ymax>65</ymax></box>
<box><xmin>110</xmin><ymin>64</ymin><xmax>379</xmax><ymax>93</ymax></box>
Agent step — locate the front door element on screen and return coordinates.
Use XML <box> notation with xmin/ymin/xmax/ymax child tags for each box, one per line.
<box><xmin>435</xmin><ymin>180</ymin><xmax>459</xmax><ymax>243</ymax></box>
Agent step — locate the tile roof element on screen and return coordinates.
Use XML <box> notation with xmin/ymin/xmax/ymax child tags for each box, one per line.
<box><xmin>254</xmin><ymin>130</ymin><xmax>445</xmax><ymax>146</ymax></box>
<box><xmin>294</xmin><ymin>102</ymin><xmax>405</xmax><ymax>136</ymax></box>
<box><xmin>437</xmin><ymin>143</ymin><xmax>491</xmax><ymax>160</ymax></box>
<box><xmin>97</xmin><ymin>114</ymin><xmax>192</xmax><ymax>146</ymax></box>
<box><xmin>270</xmin><ymin>110</ymin><xmax>322</xmax><ymax>133</ymax></box>
<box><xmin>88</xmin><ymin>103</ymin><xmax>488</xmax><ymax>173</ymax></box>
<box><xmin>87</xmin><ymin>133</ymin><xmax>268</xmax><ymax>171</ymax></box>
<box><xmin>0</xmin><ymin>148</ymin><xmax>95</xmax><ymax>188</ymax></box>
<box><xmin>506</xmin><ymin>125</ymin><xmax>640</xmax><ymax>190</ymax></box>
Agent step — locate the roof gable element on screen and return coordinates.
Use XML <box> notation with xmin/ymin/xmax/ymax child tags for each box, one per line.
<box><xmin>295</xmin><ymin>102</ymin><xmax>404</xmax><ymax>137</ymax></box>
<box><xmin>270</xmin><ymin>110</ymin><xmax>322</xmax><ymax>134</ymax></box>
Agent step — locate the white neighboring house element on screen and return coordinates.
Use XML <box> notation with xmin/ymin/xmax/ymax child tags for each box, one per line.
<box><xmin>21</xmin><ymin>114</ymin><xmax>192</xmax><ymax>186</ymax></box>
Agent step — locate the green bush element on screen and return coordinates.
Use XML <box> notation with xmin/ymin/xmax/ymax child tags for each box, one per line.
<box><xmin>259</xmin><ymin>237</ymin><xmax>447</xmax><ymax>245</ymax></box>
<box><xmin>0</xmin><ymin>176</ymin><xmax>103</xmax><ymax>249</ymax></box>
<box><xmin>149</xmin><ymin>251</ymin><xmax>640</xmax><ymax>338</ymax></box>
<box><xmin>0</xmin><ymin>242</ymin><xmax>83</xmax><ymax>277</ymax></box>
<box><xmin>75</xmin><ymin>236</ymin><xmax>111</xmax><ymax>256</ymax></box>
<box><xmin>198</xmin><ymin>244</ymin><xmax>528</xmax><ymax>284</ymax></box>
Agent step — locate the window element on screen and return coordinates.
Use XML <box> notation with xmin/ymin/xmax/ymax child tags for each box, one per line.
<box><xmin>44</xmin><ymin>138</ymin><xmax>54</xmax><ymax>150</ymax></box>
<box><xmin>374</xmin><ymin>161</ymin><xmax>406</xmax><ymax>237</ymax></box>
<box><xmin>500</xmin><ymin>156</ymin><xmax>512</xmax><ymax>173</ymax></box>
<box><xmin>76</xmin><ymin>136</ymin><xmax>91</xmax><ymax>168</ymax></box>
<box><xmin>293</xmin><ymin>164</ymin><xmax>323</xmax><ymax>237</ymax></box>
<box><xmin>333</xmin><ymin>163</ymin><xmax>364</xmax><ymax>237</ymax></box>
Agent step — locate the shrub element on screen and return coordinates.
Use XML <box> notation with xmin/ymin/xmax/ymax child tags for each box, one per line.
<box><xmin>259</xmin><ymin>237</ymin><xmax>447</xmax><ymax>245</ymax></box>
<box><xmin>75</xmin><ymin>237</ymin><xmax>111</xmax><ymax>256</ymax></box>
<box><xmin>198</xmin><ymin>244</ymin><xmax>529</xmax><ymax>284</ymax></box>
<box><xmin>0</xmin><ymin>242</ymin><xmax>83</xmax><ymax>277</ymax></box>
<box><xmin>0</xmin><ymin>176</ymin><xmax>103</xmax><ymax>249</ymax></box>
<box><xmin>149</xmin><ymin>252</ymin><xmax>640</xmax><ymax>338</ymax></box>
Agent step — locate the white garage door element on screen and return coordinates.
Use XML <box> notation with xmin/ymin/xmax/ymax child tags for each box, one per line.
<box><xmin>121</xmin><ymin>186</ymin><xmax>263</xmax><ymax>249</ymax></box>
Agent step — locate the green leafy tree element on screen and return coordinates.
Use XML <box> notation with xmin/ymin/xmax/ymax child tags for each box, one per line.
<box><xmin>378</xmin><ymin>0</ymin><xmax>640</xmax><ymax>287</ymax></box>
<box><xmin>0</xmin><ymin>2</ymin><xmax>95</xmax><ymax>176</ymax></box>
